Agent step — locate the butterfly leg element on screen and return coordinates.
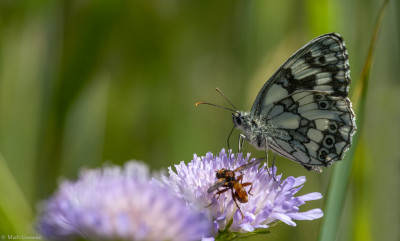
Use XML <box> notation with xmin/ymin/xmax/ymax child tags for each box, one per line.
<box><xmin>271</xmin><ymin>152</ymin><xmax>276</xmax><ymax>168</ymax></box>
<box><xmin>264</xmin><ymin>139</ymin><xmax>279</xmax><ymax>182</ymax></box>
<box><xmin>238</xmin><ymin>134</ymin><xmax>245</xmax><ymax>152</ymax></box>
<box><xmin>270</xmin><ymin>153</ymin><xmax>278</xmax><ymax>182</ymax></box>
<box><xmin>264</xmin><ymin>138</ymin><xmax>271</xmax><ymax>176</ymax></box>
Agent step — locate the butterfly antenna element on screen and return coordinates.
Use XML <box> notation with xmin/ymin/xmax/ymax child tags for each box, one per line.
<box><xmin>195</xmin><ymin>102</ymin><xmax>236</xmax><ymax>112</ymax></box>
<box><xmin>215</xmin><ymin>88</ymin><xmax>238</xmax><ymax>111</ymax></box>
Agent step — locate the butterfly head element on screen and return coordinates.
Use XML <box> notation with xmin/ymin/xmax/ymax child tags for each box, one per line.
<box><xmin>232</xmin><ymin>111</ymin><xmax>251</xmax><ymax>132</ymax></box>
<box><xmin>232</xmin><ymin>112</ymin><xmax>243</xmax><ymax>127</ymax></box>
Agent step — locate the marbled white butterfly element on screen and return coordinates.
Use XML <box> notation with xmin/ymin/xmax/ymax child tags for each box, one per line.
<box><xmin>198</xmin><ymin>33</ymin><xmax>356</xmax><ymax>172</ymax></box>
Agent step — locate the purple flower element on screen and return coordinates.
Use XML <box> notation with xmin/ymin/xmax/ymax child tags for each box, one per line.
<box><xmin>36</xmin><ymin>161</ymin><xmax>212</xmax><ymax>241</ymax></box>
<box><xmin>162</xmin><ymin>149</ymin><xmax>323</xmax><ymax>234</ymax></box>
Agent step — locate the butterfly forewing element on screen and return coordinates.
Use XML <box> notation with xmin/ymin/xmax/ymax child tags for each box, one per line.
<box><xmin>248</xmin><ymin>33</ymin><xmax>356</xmax><ymax>168</ymax></box>
<box><xmin>251</xmin><ymin>33</ymin><xmax>350</xmax><ymax>117</ymax></box>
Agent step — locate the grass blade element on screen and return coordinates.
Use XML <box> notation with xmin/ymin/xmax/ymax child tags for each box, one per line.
<box><xmin>317</xmin><ymin>1</ymin><xmax>390</xmax><ymax>241</ymax></box>
<box><xmin>0</xmin><ymin>153</ymin><xmax>33</xmax><ymax>233</ymax></box>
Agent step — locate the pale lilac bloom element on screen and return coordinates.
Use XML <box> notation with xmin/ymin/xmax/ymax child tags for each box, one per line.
<box><xmin>162</xmin><ymin>149</ymin><xmax>323</xmax><ymax>234</ymax></box>
<box><xmin>37</xmin><ymin>161</ymin><xmax>212</xmax><ymax>241</ymax></box>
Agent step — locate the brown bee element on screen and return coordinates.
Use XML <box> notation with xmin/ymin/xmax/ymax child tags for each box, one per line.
<box><xmin>207</xmin><ymin>158</ymin><xmax>263</xmax><ymax>218</ymax></box>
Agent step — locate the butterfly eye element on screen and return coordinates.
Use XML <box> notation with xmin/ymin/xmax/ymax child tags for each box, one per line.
<box><xmin>232</xmin><ymin>115</ymin><xmax>242</xmax><ymax>126</ymax></box>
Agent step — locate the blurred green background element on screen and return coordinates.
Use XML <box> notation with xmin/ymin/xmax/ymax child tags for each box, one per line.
<box><xmin>0</xmin><ymin>0</ymin><xmax>398</xmax><ymax>241</ymax></box>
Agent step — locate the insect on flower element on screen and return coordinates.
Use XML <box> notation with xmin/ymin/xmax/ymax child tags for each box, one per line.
<box><xmin>196</xmin><ymin>33</ymin><xmax>356</xmax><ymax>172</ymax></box>
<box><xmin>207</xmin><ymin>157</ymin><xmax>263</xmax><ymax>218</ymax></box>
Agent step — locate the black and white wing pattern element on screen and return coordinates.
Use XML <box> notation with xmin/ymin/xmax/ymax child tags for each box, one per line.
<box><xmin>251</xmin><ymin>33</ymin><xmax>356</xmax><ymax>168</ymax></box>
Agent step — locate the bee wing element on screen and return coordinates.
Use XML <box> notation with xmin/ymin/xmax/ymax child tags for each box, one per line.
<box><xmin>234</xmin><ymin>157</ymin><xmax>263</xmax><ymax>172</ymax></box>
<box><xmin>207</xmin><ymin>178</ymin><xmax>226</xmax><ymax>193</ymax></box>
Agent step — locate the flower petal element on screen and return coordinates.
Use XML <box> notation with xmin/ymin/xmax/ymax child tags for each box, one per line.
<box><xmin>298</xmin><ymin>192</ymin><xmax>323</xmax><ymax>201</ymax></box>
<box><xmin>239</xmin><ymin>222</ymin><xmax>255</xmax><ymax>232</ymax></box>
<box><xmin>288</xmin><ymin>209</ymin><xmax>324</xmax><ymax>220</ymax></box>
<box><xmin>161</xmin><ymin>149</ymin><xmax>324</xmax><ymax>233</ymax></box>
<box><xmin>37</xmin><ymin>161</ymin><xmax>212</xmax><ymax>241</ymax></box>
<box><xmin>271</xmin><ymin>213</ymin><xmax>296</xmax><ymax>226</ymax></box>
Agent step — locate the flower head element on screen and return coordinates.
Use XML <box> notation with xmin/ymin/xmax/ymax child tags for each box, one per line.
<box><xmin>162</xmin><ymin>149</ymin><xmax>323</xmax><ymax>234</ymax></box>
<box><xmin>37</xmin><ymin>161</ymin><xmax>212</xmax><ymax>241</ymax></box>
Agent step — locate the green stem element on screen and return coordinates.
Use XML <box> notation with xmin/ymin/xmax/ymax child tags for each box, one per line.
<box><xmin>317</xmin><ymin>1</ymin><xmax>390</xmax><ymax>241</ymax></box>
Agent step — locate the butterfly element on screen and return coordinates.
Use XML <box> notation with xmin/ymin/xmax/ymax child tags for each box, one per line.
<box><xmin>197</xmin><ymin>33</ymin><xmax>356</xmax><ymax>172</ymax></box>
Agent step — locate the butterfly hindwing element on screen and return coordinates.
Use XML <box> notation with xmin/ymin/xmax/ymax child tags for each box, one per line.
<box><xmin>266</xmin><ymin>91</ymin><xmax>356</xmax><ymax>166</ymax></box>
